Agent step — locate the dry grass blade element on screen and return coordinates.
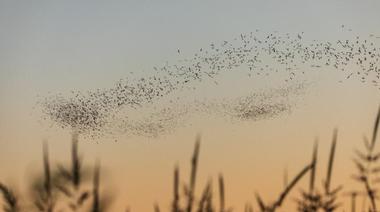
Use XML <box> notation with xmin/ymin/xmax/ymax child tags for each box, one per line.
<box><xmin>275</xmin><ymin>163</ymin><xmax>313</xmax><ymax>208</ymax></box>
<box><xmin>0</xmin><ymin>183</ymin><xmax>18</xmax><ymax>212</ymax></box>
<box><xmin>186</xmin><ymin>136</ymin><xmax>201</xmax><ymax>212</ymax></box>
<box><xmin>72</xmin><ymin>132</ymin><xmax>81</xmax><ymax>190</ymax></box>
<box><xmin>172</xmin><ymin>165</ymin><xmax>180</xmax><ymax>212</ymax></box>
<box><xmin>205</xmin><ymin>184</ymin><xmax>213</xmax><ymax>212</ymax></box>
<box><xmin>309</xmin><ymin>141</ymin><xmax>318</xmax><ymax>193</ymax></box>
<box><xmin>43</xmin><ymin>141</ymin><xmax>54</xmax><ymax>212</ymax></box>
<box><xmin>255</xmin><ymin>162</ymin><xmax>311</xmax><ymax>212</ymax></box>
<box><xmin>92</xmin><ymin>159</ymin><xmax>100</xmax><ymax>212</ymax></box>
<box><xmin>198</xmin><ymin>180</ymin><xmax>212</xmax><ymax>212</ymax></box>
<box><xmin>219</xmin><ymin>174</ymin><xmax>225</xmax><ymax>212</ymax></box>
<box><xmin>367</xmin><ymin>187</ymin><xmax>377</xmax><ymax>211</ymax></box>
<box><xmin>325</xmin><ymin>129</ymin><xmax>338</xmax><ymax>194</ymax></box>
<box><xmin>255</xmin><ymin>193</ymin><xmax>266</xmax><ymax>211</ymax></box>
<box><xmin>371</xmin><ymin>106</ymin><xmax>380</xmax><ymax>150</ymax></box>
<box><xmin>364</xmin><ymin>179</ymin><xmax>377</xmax><ymax>212</ymax></box>
<box><xmin>43</xmin><ymin>141</ymin><xmax>52</xmax><ymax>199</ymax></box>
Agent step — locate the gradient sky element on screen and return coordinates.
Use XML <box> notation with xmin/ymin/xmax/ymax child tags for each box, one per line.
<box><xmin>1</xmin><ymin>0</ymin><xmax>380</xmax><ymax>211</ymax></box>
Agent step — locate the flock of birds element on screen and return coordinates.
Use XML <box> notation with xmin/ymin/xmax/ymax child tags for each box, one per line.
<box><xmin>39</xmin><ymin>27</ymin><xmax>380</xmax><ymax>138</ymax></box>
<box><xmin>102</xmin><ymin>84</ymin><xmax>305</xmax><ymax>138</ymax></box>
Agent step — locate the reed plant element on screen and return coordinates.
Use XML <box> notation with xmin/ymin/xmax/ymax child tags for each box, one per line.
<box><xmin>352</xmin><ymin>107</ymin><xmax>380</xmax><ymax>212</ymax></box>
<box><xmin>296</xmin><ymin>130</ymin><xmax>341</xmax><ymax>212</ymax></box>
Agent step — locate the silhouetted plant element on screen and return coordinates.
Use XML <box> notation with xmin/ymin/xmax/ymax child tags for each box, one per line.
<box><xmin>23</xmin><ymin>133</ymin><xmax>114</xmax><ymax>212</ymax></box>
<box><xmin>255</xmin><ymin>162</ymin><xmax>312</xmax><ymax>212</ymax></box>
<box><xmin>186</xmin><ymin>137</ymin><xmax>200</xmax><ymax>212</ymax></box>
<box><xmin>197</xmin><ymin>180</ymin><xmax>212</xmax><ymax>212</ymax></box>
<box><xmin>172</xmin><ymin>166</ymin><xmax>180</xmax><ymax>212</ymax></box>
<box><xmin>352</xmin><ymin>107</ymin><xmax>380</xmax><ymax>212</ymax></box>
<box><xmin>54</xmin><ymin>133</ymin><xmax>91</xmax><ymax>211</ymax></box>
<box><xmin>30</xmin><ymin>141</ymin><xmax>55</xmax><ymax>212</ymax></box>
<box><xmin>218</xmin><ymin>174</ymin><xmax>232</xmax><ymax>212</ymax></box>
<box><xmin>92</xmin><ymin>159</ymin><xmax>100</xmax><ymax>212</ymax></box>
<box><xmin>0</xmin><ymin>183</ymin><xmax>18</xmax><ymax>212</ymax></box>
<box><xmin>296</xmin><ymin>130</ymin><xmax>341</xmax><ymax>212</ymax></box>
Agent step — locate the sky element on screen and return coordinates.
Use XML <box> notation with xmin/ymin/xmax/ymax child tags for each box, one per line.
<box><xmin>1</xmin><ymin>0</ymin><xmax>380</xmax><ymax>211</ymax></box>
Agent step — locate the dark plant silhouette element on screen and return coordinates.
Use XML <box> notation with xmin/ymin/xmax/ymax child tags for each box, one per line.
<box><xmin>172</xmin><ymin>166</ymin><xmax>180</xmax><ymax>212</ymax></box>
<box><xmin>0</xmin><ymin>183</ymin><xmax>18</xmax><ymax>212</ymax></box>
<box><xmin>92</xmin><ymin>159</ymin><xmax>100</xmax><ymax>212</ymax></box>
<box><xmin>296</xmin><ymin>130</ymin><xmax>341</xmax><ymax>212</ymax></box>
<box><xmin>352</xmin><ymin>106</ymin><xmax>380</xmax><ymax>212</ymax></box>
<box><xmin>54</xmin><ymin>133</ymin><xmax>91</xmax><ymax>211</ymax></box>
<box><xmin>186</xmin><ymin>137</ymin><xmax>200</xmax><ymax>212</ymax></box>
<box><xmin>30</xmin><ymin>141</ymin><xmax>55</xmax><ymax>212</ymax></box>
<box><xmin>255</xmin><ymin>163</ymin><xmax>312</xmax><ymax>212</ymax></box>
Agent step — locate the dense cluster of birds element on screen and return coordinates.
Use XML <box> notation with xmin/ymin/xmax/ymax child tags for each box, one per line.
<box><xmin>39</xmin><ymin>28</ymin><xmax>379</xmax><ymax>137</ymax></box>
<box><xmin>216</xmin><ymin>84</ymin><xmax>305</xmax><ymax>121</ymax></box>
<box><xmin>98</xmin><ymin>84</ymin><xmax>304</xmax><ymax>138</ymax></box>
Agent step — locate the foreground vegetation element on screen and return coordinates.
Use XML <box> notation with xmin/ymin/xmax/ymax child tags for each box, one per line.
<box><xmin>2</xmin><ymin>107</ymin><xmax>380</xmax><ymax>212</ymax></box>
